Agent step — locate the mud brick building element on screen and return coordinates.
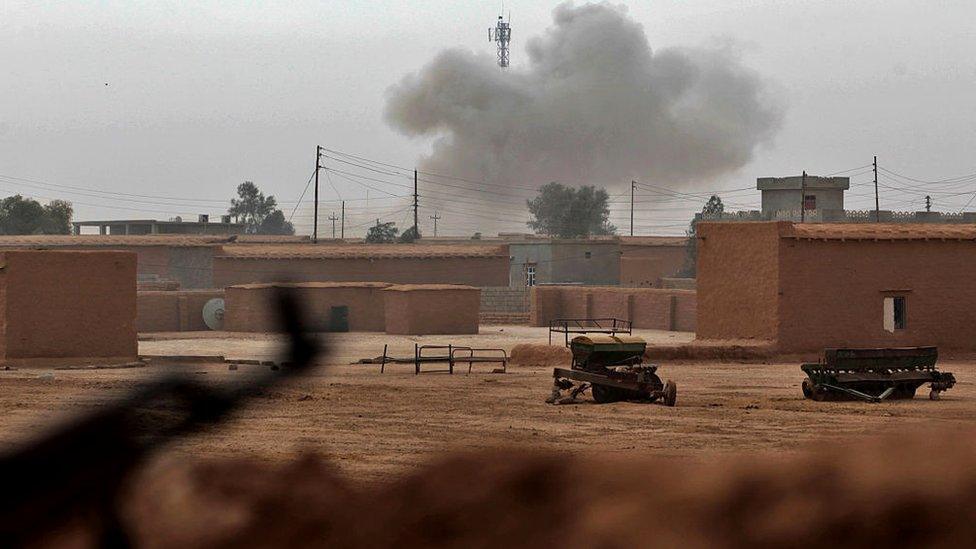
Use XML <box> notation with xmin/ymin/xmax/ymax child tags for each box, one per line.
<box><xmin>383</xmin><ymin>285</ymin><xmax>480</xmax><ymax>335</ymax></box>
<box><xmin>137</xmin><ymin>289</ymin><xmax>225</xmax><ymax>332</ymax></box>
<box><xmin>697</xmin><ymin>222</ymin><xmax>976</xmax><ymax>352</ymax></box>
<box><xmin>224</xmin><ymin>282</ymin><xmax>391</xmax><ymax>333</ymax></box>
<box><xmin>0</xmin><ymin>235</ymin><xmax>225</xmax><ymax>289</ymax></box>
<box><xmin>0</xmin><ymin>250</ymin><xmax>137</xmax><ymax>367</ymax></box>
<box><xmin>212</xmin><ymin>244</ymin><xmax>509</xmax><ymax>287</ymax></box>
<box><xmin>618</xmin><ymin>236</ymin><xmax>688</xmax><ymax>287</ymax></box>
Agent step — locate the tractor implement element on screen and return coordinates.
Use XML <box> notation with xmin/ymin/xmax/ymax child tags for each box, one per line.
<box><xmin>546</xmin><ymin>335</ymin><xmax>676</xmax><ymax>406</ymax></box>
<box><xmin>801</xmin><ymin>347</ymin><xmax>956</xmax><ymax>402</ymax></box>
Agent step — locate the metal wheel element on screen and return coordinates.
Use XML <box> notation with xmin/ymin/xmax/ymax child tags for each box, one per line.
<box><xmin>802</xmin><ymin>378</ymin><xmax>829</xmax><ymax>401</ymax></box>
<box><xmin>802</xmin><ymin>379</ymin><xmax>814</xmax><ymax>399</ymax></box>
<box><xmin>663</xmin><ymin>380</ymin><xmax>677</xmax><ymax>407</ymax></box>
<box><xmin>591</xmin><ymin>384</ymin><xmax>621</xmax><ymax>404</ymax></box>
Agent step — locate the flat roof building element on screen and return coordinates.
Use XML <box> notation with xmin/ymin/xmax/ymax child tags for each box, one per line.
<box><xmin>697</xmin><ymin>221</ymin><xmax>976</xmax><ymax>353</ymax></box>
<box><xmin>74</xmin><ymin>215</ymin><xmax>244</xmax><ymax>236</ymax></box>
<box><xmin>212</xmin><ymin>244</ymin><xmax>511</xmax><ymax>288</ymax></box>
<box><xmin>757</xmin><ymin>175</ymin><xmax>850</xmax><ymax>217</ymax></box>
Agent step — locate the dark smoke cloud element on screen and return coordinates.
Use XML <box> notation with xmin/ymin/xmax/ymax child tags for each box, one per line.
<box><xmin>384</xmin><ymin>2</ymin><xmax>782</xmax><ymax>190</ymax></box>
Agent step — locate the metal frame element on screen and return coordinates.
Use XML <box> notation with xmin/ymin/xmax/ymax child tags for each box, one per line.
<box><xmin>547</xmin><ymin>335</ymin><xmax>676</xmax><ymax>406</ymax></box>
<box><xmin>548</xmin><ymin>318</ymin><xmax>632</xmax><ymax>346</ymax></box>
<box><xmin>378</xmin><ymin>344</ymin><xmax>507</xmax><ymax>374</ymax></box>
<box><xmin>801</xmin><ymin>346</ymin><xmax>955</xmax><ymax>402</ymax></box>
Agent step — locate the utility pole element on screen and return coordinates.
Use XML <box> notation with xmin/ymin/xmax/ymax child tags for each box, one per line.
<box><xmin>328</xmin><ymin>212</ymin><xmax>338</xmax><ymax>239</ymax></box>
<box><xmin>925</xmin><ymin>195</ymin><xmax>932</xmax><ymax>212</ymax></box>
<box><xmin>313</xmin><ymin>145</ymin><xmax>322</xmax><ymax>243</ymax></box>
<box><xmin>800</xmin><ymin>170</ymin><xmax>807</xmax><ymax>223</ymax></box>
<box><xmin>873</xmin><ymin>155</ymin><xmax>880</xmax><ymax>222</ymax></box>
<box><xmin>413</xmin><ymin>169</ymin><xmax>419</xmax><ymax>238</ymax></box>
<box><xmin>340</xmin><ymin>201</ymin><xmax>345</xmax><ymax>240</ymax></box>
<box><xmin>429</xmin><ymin>211</ymin><xmax>441</xmax><ymax>237</ymax></box>
<box><xmin>630</xmin><ymin>180</ymin><xmax>636</xmax><ymax>237</ymax></box>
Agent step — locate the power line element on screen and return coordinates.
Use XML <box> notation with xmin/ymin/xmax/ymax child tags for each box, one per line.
<box><xmin>288</xmin><ymin>168</ymin><xmax>316</xmax><ymax>222</ymax></box>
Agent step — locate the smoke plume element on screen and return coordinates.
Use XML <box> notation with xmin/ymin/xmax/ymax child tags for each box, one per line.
<box><xmin>384</xmin><ymin>2</ymin><xmax>782</xmax><ymax>189</ymax></box>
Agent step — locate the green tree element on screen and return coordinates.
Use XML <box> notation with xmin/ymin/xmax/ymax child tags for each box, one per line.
<box><xmin>228</xmin><ymin>181</ymin><xmax>280</xmax><ymax>234</ymax></box>
<box><xmin>679</xmin><ymin>195</ymin><xmax>724</xmax><ymax>277</ymax></box>
<box><xmin>0</xmin><ymin>195</ymin><xmax>73</xmax><ymax>235</ymax></box>
<box><xmin>42</xmin><ymin>200</ymin><xmax>74</xmax><ymax>234</ymax></box>
<box><xmin>397</xmin><ymin>225</ymin><xmax>420</xmax><ymax>243</ymax></box>
<box><xmin>527</xmin><ymin>182</ymin><xmax>616</xmax><ymax>238</ymax></box>
<box><xmin>365</xmin><ymin>221</ymin><xmax>398</xmax><ymax>243</ymax></box>
<box><xmin>257</xmin><ymin>210</ymin><xmax>295</xmax><ymax>235</ymax></box>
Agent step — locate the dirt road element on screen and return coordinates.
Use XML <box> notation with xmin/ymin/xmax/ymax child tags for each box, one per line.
<box><xmin>0</xmin><ymin>327</ymin><xmax>971</xmax><ymax>482</ymax></box>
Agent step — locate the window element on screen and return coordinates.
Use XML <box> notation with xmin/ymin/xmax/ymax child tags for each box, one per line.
<box><xmin>584</xmin><ymin>251</ymin><xmax>592</xmax><ymax>259</ymax></box>
<box><xmin>525</xmin><ymin>265</ymin><xmax>536</xmax><ymax>287</ymax></box>
<box><xmin>883</xmin><ymin>296</ymin><xmax>906</xmax><ymax>332</ymax></box>
<box><xmin>803</xmin><ymin>194</ymin><xmax>817</xmax><ymax>210</ymax></box>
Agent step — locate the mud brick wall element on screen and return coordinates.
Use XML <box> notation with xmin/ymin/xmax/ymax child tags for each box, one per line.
<box><xmin>529</xmin><ymin>286</ymin><xmax>562</xmax><ymax>327</ymax></box>
<box><xmin>384</xmin><ymin>285</ymin><xmax>480</xmax><ymax>335</ymax></box>
<box><xmin>225</xmin><ymin>282</ymin><xmax>391</xmax><ymax>333</ymax></box>
<box><xmin>213</xmin><ymin>257</ymin><xmax>508</xmax><ymax>288</ymax></box>
<box><xmin>672</xmin><ymin>292</ymin><xmax>697</xmax><ymax>332</ymax></box>
<box><xmin>619</xmin><ymin>245</ymin><xmax>687</xmax><ymax>287</ymax></box>
<box><xmin>0</xmin><ymin>250</ymin><xmax>137</xmax><ymax>367</ymax></box>
<box><xmin>777</xmin><ymin>238</ymin><xmax>976</xmax><ymax>352</ymax></box>
<box><xmin>137</xmin><ymin>290</ymin><xmax>225</xmax><ymax>332</ymax></box>
<box><xmin>480</xmin><ymin>287</ymin><xmax>529</xmax><ymax>313</ymax></box>
<box><xmin>695</xmin><ymin>221</ymin><xmax>976</xmax><ymax>352</ymax></box>
<box><xmin>529</xmin><ymin>286</ymin><xmax>696</xmax><ymax>332</ymax></box>
<box><xmin>696</xmin><ymin>222</ymin><xmax>781</xmax><ymax>341</ymax></box>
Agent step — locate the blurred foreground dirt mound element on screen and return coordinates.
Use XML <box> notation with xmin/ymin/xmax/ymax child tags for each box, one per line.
<box><xmin>122</xmin><ymin>429</ymin><xmax>976</xmax><ymax>548</ymax></box>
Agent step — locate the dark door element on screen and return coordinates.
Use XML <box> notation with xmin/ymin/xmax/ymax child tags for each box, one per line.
<box><xmin>329</xmin><ymin>305</ymin><xmax>349</xmax><ymax>332</ymax></box>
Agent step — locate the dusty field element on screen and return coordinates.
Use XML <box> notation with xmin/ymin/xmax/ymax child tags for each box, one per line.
<box><xmin>0</xmin><ymin>326</ymin><xmax>973</xmax><ymax>483</ymax></box>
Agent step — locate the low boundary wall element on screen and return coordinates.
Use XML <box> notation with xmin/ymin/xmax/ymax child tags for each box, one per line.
<box><xmin>530</xmin><ymin>286</ymin><xmax>696</xmax><ymax>333</ymax></box>
<box><xmin>223</xmin><ymin>282</ymin><xmax>480</xmax><ymax>335</ymax></box>
<box><xmin>137</xmin><ymin>290</ymin><xmax>225</xmax><ymax>332</ymax></box>
<box><xmin>225</xmin><ymin>282</ymin><xmax>390</xmax><ymax>333</ymax></box>
<box><xmin>384</xmin><ymin>285</ymin><xmax>480</xmax><ymax>335</ymax></box>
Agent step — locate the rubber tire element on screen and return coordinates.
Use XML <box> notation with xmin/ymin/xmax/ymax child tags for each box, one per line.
<box><xmin>591</xmin><ymin>384</ymin><xmax>621</xmax><ymax>404</ymax></box>
<box><xmin>802</xmin><ymin>379</ymin><xmax>814</xmax><ymax>399</ymax></box>
<box><xmin>930</xmin><ymin>389</ymin><xmax>941</xmax><ymax>401</ymax></box>
<box><xmin>804</xmin><ymin>380</ymin><xmax>828</xmax><ymax>402</ymax></box>
<box><xmin>663</xmin><ymin>380</ymin><xmax>677</xmax><ymax>407</ymax></box>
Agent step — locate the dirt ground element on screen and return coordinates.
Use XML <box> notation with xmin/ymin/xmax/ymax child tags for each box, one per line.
<box><xmin>0</xmin><ymin>326</ymin><xmax>972</xmax><ymax>484</ymax></box>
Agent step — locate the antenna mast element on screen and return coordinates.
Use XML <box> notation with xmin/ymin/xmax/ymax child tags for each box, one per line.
<box><xmin>488</xmin><ymin>13</ymin><xmax>512</xmax><ymax>68</ymax></box>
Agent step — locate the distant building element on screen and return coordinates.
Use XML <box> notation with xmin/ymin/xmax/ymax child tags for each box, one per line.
<box><xmin>0</xmin><ymin>235</ymin><xmax>226</xmax><ymax>289</ymax></box>
<box><xmin>414</xmin><ymin>234</ymin><xmax>690</xmax><ymax>288</ymax></box>
<box><xmin>757</xmin><ymin>175</ymin><xmax>850</xmax><ymax>216</ymax></box>
<box><xmin>508</xmin><ymin>239</ymin><xmax>620</xmax><ymax>288</ymax></box>
<box><xmin>212</xmin><ymin>244</ymin><xmax>511</xmax><ymax>288</ymax></box>
<box><xmin>618</xmin><ymin>236</ymin><xmax>688</xmax><ymax>287</ymax></box>
<box><xmin>73</xmin><ymin>215</ymin><xmax>244</xmax><ymax>236</ymax></box>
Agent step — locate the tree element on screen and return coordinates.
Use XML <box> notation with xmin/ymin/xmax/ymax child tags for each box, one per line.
<box><xmin>365</xmin><ymin>221</ymin><xmax>398</xmax><ymax>243</ymax></box>
<box><xmin>0</xmin><ymin>195</ymin><xmax>73</xmax><ymax>235</ymax></box>
<box><xmin>228</xmin><ymin>181</ymin><xmax>280</xmax><ymax>234</ymax></box>
<box><xmin>42</xmin><ymin>200</ymin><xmax>74</xmax><ymax>234</ymax></box>
<box><xmin>257</xmin><ymin>210</ymin><xmax>295</xmax><ymax>235</ymax></box>
<box><xmin>397</xmin><ymin>225</ymin><xmax>420</xmax><ymax>243</ymax></box>
<box><xmin>679</xmin><ymin>195</ymin><xmax>724</xmax><ymax>277</ymax></box>
<box><xmin>527</xmin><ymin>182</ymin><xmax>616</xmax><ymax>238</ymax></box>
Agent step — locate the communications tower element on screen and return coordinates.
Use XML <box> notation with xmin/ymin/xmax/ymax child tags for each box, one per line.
<box><xmin>488</xmin><ymin>14</ymin><xmax>511</xmax><ymax>68</ymax></box>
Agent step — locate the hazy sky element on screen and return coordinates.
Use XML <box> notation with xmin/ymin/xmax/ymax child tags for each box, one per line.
<box><xmin>2</xmin><ymin>1</ymin><xmax>975</xmax><ymax>236</ymax></box>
